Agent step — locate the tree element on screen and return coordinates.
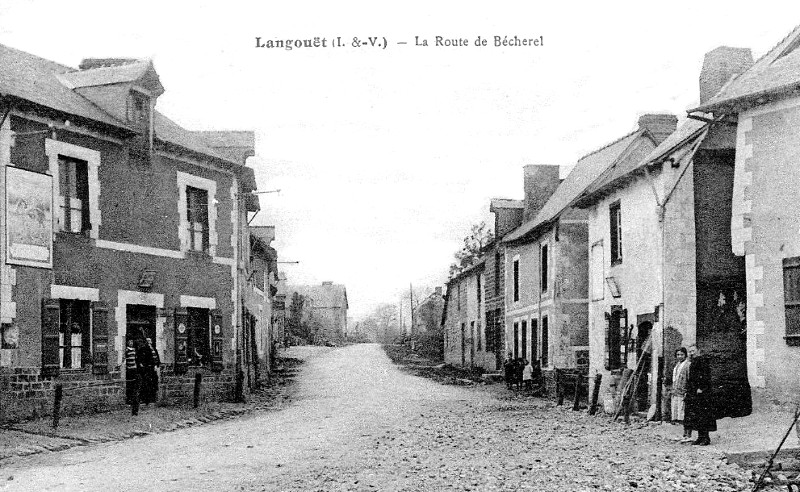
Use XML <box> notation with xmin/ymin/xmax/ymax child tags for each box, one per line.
<box><xmin>449</xmin><ymin>222</ymin><xmax>494</xmax><ymax>277</ymax></box>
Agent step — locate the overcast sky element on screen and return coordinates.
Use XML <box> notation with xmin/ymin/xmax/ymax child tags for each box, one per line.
<box><xmin>1</xmin><ymin>2</ymin><xmax>798</xmax><ymax>320</ymax></box>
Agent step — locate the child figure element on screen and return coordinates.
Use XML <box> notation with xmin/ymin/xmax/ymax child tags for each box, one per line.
<box><xmin>522</xmin><ymin>359</ymin><xmax>533</xmax><ymax>390</ymax></box>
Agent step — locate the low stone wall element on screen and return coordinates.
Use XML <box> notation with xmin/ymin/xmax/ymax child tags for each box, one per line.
<box><xmin>0</xmin><ymin>364</ymin><xmax>238</xmax><ymax>424</ymax></box>
<box><xmin>0</xmin><ymin>367</ymin><xmax>122</xmax><ymax>423</ymax></box>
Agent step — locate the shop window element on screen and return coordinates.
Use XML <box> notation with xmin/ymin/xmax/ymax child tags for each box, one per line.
<box><xmin>58</xmin><ymin>299</ymin><xmax>90</xmax><ymax>369</ymax></box>
<box><xmin>187</xmin><ymin>307</ymin><xmax>210</xmax><ymax>366</ymax></box>
<box><xmin>58</xmin><ymin>156</ymin><xmax>90</xmax><ymax>234</ymax></box>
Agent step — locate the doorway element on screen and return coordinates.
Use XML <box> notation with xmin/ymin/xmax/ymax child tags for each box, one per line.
<box><xmin>126</xmin><ymin>304</ymin><xmax>156</xmax><ymax>351</ymax></box>
<box><xmin>636</xmin><ymin>321</ymin><xmax>652</xmax><ymax>411</ymax></box>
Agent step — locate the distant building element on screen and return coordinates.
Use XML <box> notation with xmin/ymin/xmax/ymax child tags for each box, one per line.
<box><xmin>443</xmin><ymin>261</ymin><xmax>489</xmax><ymax>370</ymax></box>
<box><xmin>287</xmin><ymin>282</ymin><xmax>348</xmax><ymax>343</ymax></box>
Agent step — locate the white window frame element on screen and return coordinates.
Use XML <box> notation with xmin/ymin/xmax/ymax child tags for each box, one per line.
<box><xmin>45</xmin><ymin>139</ymin><xmax>101</xmax><ymax>239</ymax></box>
<box><xmin>177</xmin><ymin>171</ymin><xmax>217</xmax><ymax>257</ymax></box>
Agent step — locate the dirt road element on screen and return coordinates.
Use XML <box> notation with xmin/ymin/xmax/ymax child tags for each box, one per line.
<box><xmin>0</xmin><ymin>344</ymin><xmax>752</xmax><ymax>491</ymax></box>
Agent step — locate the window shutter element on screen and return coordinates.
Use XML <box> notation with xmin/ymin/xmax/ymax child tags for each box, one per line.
<box><xmin>210</xmin><ymin>308</ymin><xmax>224</xmax><ymax>372</ymax></box>
<box><xmin>604</xmin><ymin>312</ymin><xmax>611</xmax><ymax>370</ymax></box>
<box><xmin>621</xmin><ymin>309</ymin><xmax>629</xmax><ymax>366</ymax></box>
<box><xmin>174</xmin><ymin>308</ymin><xmax>189</xmax><ymax>375</ymax></box>
<box><xmin>91</xmin><ymin>301</ymin><xmax>109</xmax><ymax>374</ymax></box>
<box><xmin>41</xmin><ymin>299</ymin><xmax>61</xmax><ymax>377</ymax></box>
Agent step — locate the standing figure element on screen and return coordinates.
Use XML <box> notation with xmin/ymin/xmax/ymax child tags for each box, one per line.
<box><xmin>522</xmin><ymin>359</ymin><xmax>533</xmax><ymax>390</ymax></box>
<box><xmin>503</xmin><ymin>353</ymin><xmax>514</xmax><ymax>389</ymax></box>
<box><xmin>515</xmin><ymin>358</ymin><xmax>524</xmax><ymax>390</ymax></box>
<box><xmin>671</xmin><ymin>347</ymin><xmax>691</xmax><ymax>441</ymax></box>
<box><xmin>125</xmin><ymin>339</ymin><xmax>140</xmax><ymax>413</ymax></box>
<box><xmin>138</xmin><ymin>337</ymin><xmax>161</xmax><ymax>405</ymax></box>
<box><xmin>684</xmin><ymin>345</ymin><xmax>716</xmax><ymax>445</ymax></box>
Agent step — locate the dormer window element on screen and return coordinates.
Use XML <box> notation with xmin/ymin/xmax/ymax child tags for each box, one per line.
<box><xmin>126</xmin><ymin>90</ymin><xmax>151</xmax><ymax>132</ymax></box>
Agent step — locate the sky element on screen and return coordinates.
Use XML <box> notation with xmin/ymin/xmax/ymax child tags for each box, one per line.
<box><xmin>1</xmin><ymin>2</ymin><xmax>798</xmax><ymax>321</ymax></box>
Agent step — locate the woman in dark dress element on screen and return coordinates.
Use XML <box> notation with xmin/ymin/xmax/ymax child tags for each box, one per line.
<box><xmin>684</xmin><ymin>345</ymin><xmax>716</xmax><ymax>446</ymax></box>
<box><xmin>138</xmin><ymin>338</ymin><xmax>161</xmax><ymax>405</ymax></box>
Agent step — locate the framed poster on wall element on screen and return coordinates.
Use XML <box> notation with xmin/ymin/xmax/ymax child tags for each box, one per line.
<box><xmin>5</xmin><ymin>166</ymin><xmax>53</xmax><ymax>269</ymax></box>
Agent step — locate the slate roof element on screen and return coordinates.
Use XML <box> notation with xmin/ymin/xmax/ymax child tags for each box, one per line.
<box><xmin>575</xmin><ymin>119</ymin><xmax>708</xmax><ymax>206</ymax></box>
<box><xmin>503</xmin><ymin>130</ymin><xmax>645</xmax><ymax>243</ymax></box>
<box><xmin>0</xmin><ymin>43</ymin><xmax>251</xmax><ymax>171</ymax></box>
<box><xmin>0</xmin><ymin>44</ymin><xmax>130</xmax><ymax>129</ymax></box>
<box><xmin>59</xmin><ymin>61</ymin><xmax>151</xmax><ymax>89</ymax></box>
<box><xmin>692</xmin><ymin>24</ymin><xmax>800</xmax><ymax>113</ymax></box>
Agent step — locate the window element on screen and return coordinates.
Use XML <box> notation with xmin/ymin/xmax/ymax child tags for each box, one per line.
<box><xmin>521</xmin><ymin>320</ymin><xmax>527</xmax><ymax>360</ymax></box>
<box><xmin>541</xmin><ymin>316</ymin><xmax>549</xmax><ymax>367</ymax></box>
<box><xmin>610</xmin><ymin>202</ymin><xmax>623</xmax><ymax>265</ymax></box>
<box><xmin>57</xmin><ymin>156</ymin><xmax>89</xmax><ymax>233</ymax></box>
<box><xmin>531</xmin><ymin>319</ymin><xmax>538</xmax><ymax>362</ymax></box>
<box><xmin>476</xmin><ymin>321</ymin><xmax>482</xmax><ymax>351</ymax></box>
<box><xmin>784</xmin><ymin>257</ymin><xmax>800</xmax><ymax>344</ymax></box>
<box><xmin>59</xmin><ymin>300</ymin><xmax>90</xmax><ymax>369</ymax></box>
<box><xmin>476</xmin><ymin>274</ymin><xmax>482</xmax><ymax>304</ymax></box>
<box><xmin>513</xmin><ymin>259</ymin><xmax>520</xmax><ymax>302</ymax></box>
<box><xmin>187</xmin><ymin>307</ymin><xmax>210</xmax><ymax>366</ymax></box>
<box><xmin>541</xmin><ymin>244</ymin><xmax>549</xmax><ymax>293</ymax></box>
<box><xmin>494</xmin><ymin>252</ymin><xmax>501</xmax><ymax>296</ymax></box>
<box><xmin>186</xmin><ymin>186</ymin><xmax>210</xmax><ymax>253</ymax></box>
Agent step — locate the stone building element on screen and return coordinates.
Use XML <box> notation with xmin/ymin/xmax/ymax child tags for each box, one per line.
<box><xmin>482</xmin><ymin>199</ymin><xmax>524</xmax><ymax>370</ymax></box>
<box><xmin>443</xmin><ymin>261</ymin><xmax>489</xmax><ymax>369</ymax></box>
<box><xmin>500</xmin><ymin>122</ymin><xmax>661</xmax><ymax>387</ymax></box>
<box><xmin>690</xmin><ymin>25</ymin><xmax>800</xmax><ymax>405</ymax></box>
<box><xmin>0</xmin><ymin>44</ymin><xmax>268</xmax><ymax>421</ymax></box>
<box><xmin>286</xmin><ymin>282</ymin><xmax>348</xmax><ymax>343</ymax></box>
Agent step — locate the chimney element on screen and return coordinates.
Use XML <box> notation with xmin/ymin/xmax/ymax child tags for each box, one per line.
<box><xmin>638</xmin><ymin>114</ymin><xmax>678</xmax><ymax>145</ymax></box>
<box><xmin>490</xmin><ymin>199</ymin><xmax>524</xmax><ymax>238</ymax></box>
<box><xmin>523</xmin><ymin>165</ymin><xmax>560</xmax><ymax>221</ymax></box>
<box><xmin>699</xmin><ymin>47</ymin><xmax>753</xmax><ymax>104</ymax></box>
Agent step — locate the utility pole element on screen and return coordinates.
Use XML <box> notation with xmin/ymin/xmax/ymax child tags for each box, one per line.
<box><xmin>409</xmin><ymin>283</ymin><xmax>415</xmax><ymax>338</ymax></box>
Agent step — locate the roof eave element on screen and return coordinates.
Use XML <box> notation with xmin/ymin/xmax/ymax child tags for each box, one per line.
<box><xmin>690</xmin><ymin>81</ymin><xmax>800</xmax><ymax>114</ymax></box>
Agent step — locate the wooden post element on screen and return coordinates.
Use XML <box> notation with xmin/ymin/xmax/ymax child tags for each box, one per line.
<box><xmin>52</xmin><ymin>384</ymin><xmax>63</xmax><ymax>429</ymax></box>
<box><xmin>556</xmin><ymin>370</ymin><xmax>564</xmax><ymax>406</ymax></box>
<box><xmin>194</xmin><ymin>373</ymin><xmax>202</xmax><ymax>408</ymax></box>
<box><xmin>572</xmin><ymin>374</ymin><xmax>581</xmax><ymax>411</ymax></box>
<box><xmin>589</xmin><ymin>374</ymin><xmax>602</xmax><ymax>415</ymax></box>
